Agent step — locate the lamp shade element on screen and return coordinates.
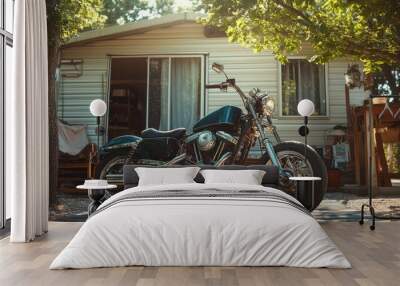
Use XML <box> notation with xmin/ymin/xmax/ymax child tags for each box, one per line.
<box><xmin>90</xmin><ymin>99</ymin><xmax>107</xmax><ymax>117</ymax></box>
<box><xmin>297</xmin><ymin>99</ymin><xmax>315</xmax><ymax>117</ymax></box>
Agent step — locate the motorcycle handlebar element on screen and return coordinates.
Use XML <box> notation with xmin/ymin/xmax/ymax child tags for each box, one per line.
<box><xmin>205</xmin><ymin>82</ymin><xmax>230</xmax><ymax>89</ymax></box>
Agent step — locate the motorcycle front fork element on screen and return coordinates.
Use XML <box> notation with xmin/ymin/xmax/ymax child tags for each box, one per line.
<box><xmin>262</xmin><ymin>137</ymin><xmax>291</xmax><ymax>178</ymax></box>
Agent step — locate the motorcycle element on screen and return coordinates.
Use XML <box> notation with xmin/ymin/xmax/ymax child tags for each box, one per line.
<box><xmin>96</xmin><ymin>62</ymin><xmax>327</xmax><ymax>210</ymax></box>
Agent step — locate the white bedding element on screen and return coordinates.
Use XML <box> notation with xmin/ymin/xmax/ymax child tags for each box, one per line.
<box><xmin>50</xmin><ymin>183</ymin><xmax>351</xmax><ymax>269</ymax></box>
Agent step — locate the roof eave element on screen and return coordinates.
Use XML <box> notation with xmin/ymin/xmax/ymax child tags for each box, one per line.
<box><xmin>62</xmin><ymin>13</ymin><xmax>203</xmax><ymax>48</ymax></box>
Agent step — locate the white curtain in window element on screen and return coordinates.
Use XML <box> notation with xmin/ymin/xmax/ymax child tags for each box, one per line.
<box><xmin>281</xmin><ymin>59</ymin><xmax>326</xmax><ymax>116</ymax></box>
<box><xmin>298</xmin><ymin>61</ymin><xmax>326</xmax><ymax>115</ymax></box>
<box><xmin>148</xmin><ymin>58</ymin><xmax>169</xmax><ymax>130</ymax></box>
<box><xmin>159</xmin><ymin>59</ymin><xmax>169</xmax><ymax>130</ymax></box>
<box><xmin>8</xmin><ymin>0</ymin><xmax>49</xmax><ymax>242</ymax></box>
<box><xmin>170</xmin><ymin>58</ymin><xmax>201</xmax><ymax>130</ymax></box>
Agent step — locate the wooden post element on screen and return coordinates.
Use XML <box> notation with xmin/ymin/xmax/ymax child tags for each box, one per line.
<box><xmin>345</xmin><ymin>85</ymin><xmax>355</xmax><ymax>171</ymax></box>
<box><xmin>375</xmin><ymin>131</ymin><xmax>392</xmax><ymax>187</ymax></box>
<box><xmin>352</xmin><ymin>107</ymin><xmax>361</xmax><ymax>185</ymax></box>
<box><xmin>366</xmin><ymin>106</ymin><xmax>378</xmax><ymax>192</ymax></box>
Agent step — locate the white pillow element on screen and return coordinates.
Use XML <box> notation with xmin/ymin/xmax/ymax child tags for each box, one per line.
<box><xmin>200</xmin><ymin>169</ymin><xmax>266</xmax><ymax>185</ymax></box>
<box><xmin>135</xmin><ymin>167</ymin><xmax>200</xmax><ymax>186</ymax></box>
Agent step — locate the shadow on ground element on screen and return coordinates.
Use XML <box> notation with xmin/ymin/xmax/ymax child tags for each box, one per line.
<box><xmin>49</xmin><ymin>192</ymin><xmax>400</xmax><ymax>222</ymax></box>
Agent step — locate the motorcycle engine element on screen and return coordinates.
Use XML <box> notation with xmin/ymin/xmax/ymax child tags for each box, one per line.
<box><xmin>197</xmin><ymin>131</ymin><xmax>216</xmax><ymax>151</ymax></box>
<box><xmin>186</xmin><ymin>130</ymin><xmax>237</xmax><ymax>164</ymax></box>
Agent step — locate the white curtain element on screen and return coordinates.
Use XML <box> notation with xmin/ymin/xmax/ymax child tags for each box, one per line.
<box><xmin>159</xmin><ymin>59</ymin><xmax>169</xmax><ymax>130</ymax></box>
<box><xmin>170</xmin><ymin>58</ymin><xmax>201</xmax><ymax>130</ymax></box>
<box><xmin>148</xmin><ymin>57</ymin><xmax>201</xmax><ymax>130</ymax></box>
<box><xmin>281</xmin><ymin>59</ymin><xmax>326</xmax><ymax>116</ymax></box>
<box><xmin>298</xmin><ymin>61</ymin><xmax>326</xmax><ymax>115</ymax></box>
<box><xmin>148</xmin><ymin>58</ymin><xmax>169</xmax><ymax>130</ymax></box>
<box><xmin>8</xmin><ymin>0</ymin><xmax>49</xmax><ymax>242</ymax></box>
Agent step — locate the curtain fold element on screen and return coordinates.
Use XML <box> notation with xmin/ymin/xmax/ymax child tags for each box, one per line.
<box><xmin>148</xmin><ymin>58</ymin><xmax>169</xmax><ymax>130</ymax></box>
<box><xmin>170</xmin><ymin>58</ymin><xmax>201</xmax><ymax>130</ymax></box>
<box><xmin>9</xmin><ymin>0</ymin><xmax>49</xmax><ymax>242</ymax></box>
<box><xmin>148</xmin><ymin>57</ymin><xmax>201</xmax><ymax>130</ymax></box>
<box><xmin>159</xmin><ymin>59</ymin><xmax>169</xmax><ymax>130</ymax></box>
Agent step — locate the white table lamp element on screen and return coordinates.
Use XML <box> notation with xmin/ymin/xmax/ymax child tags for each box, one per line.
<box><xmin>90</xmin><ymin>99</ymin><xmax>107</xmax><ymax>117</ymax></box>
<box><xmin>297</xmin><ymin>99</ymin><xmax>315</xmax><ymax>117</ymax></box>
<box><xmin>89</xmin><ymin>99</ymin><xmax>107</xmax><ymax>178</ymax></box>
<box><xmin>297</xmin><ymin>99</ymin><xmax>315</xmax><ymax>174</ymax></box>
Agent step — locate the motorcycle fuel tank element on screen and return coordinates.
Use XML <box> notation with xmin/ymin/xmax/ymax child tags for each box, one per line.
<box><xmin>193</xmin><ymin>105</ymin><xmax>242</xmax><ymax>133</ymax></box>
<box><xmin>101</xmin><ymin>135</ymin><xmax>142</xmax><ymax>151</ymax></box>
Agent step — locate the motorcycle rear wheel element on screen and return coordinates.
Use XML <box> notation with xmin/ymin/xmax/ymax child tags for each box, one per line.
<box><xmin>95</xmin><ymin>153</ymin><xmax>127</xmax><ymax>187</ymax></box>
<box><xmin>262</xmin><ymin>141</ymin><xmax>328</xmax><ymax>211</ymax></box>
<box><xmin>95</xmin><ymin>152</ymin><xmax>169</xmax><ymax>187</ymax></box>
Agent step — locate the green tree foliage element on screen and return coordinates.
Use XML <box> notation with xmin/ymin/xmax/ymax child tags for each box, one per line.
<box><xmin>174</xmin><ymin>0</ymin><xmax>201</xmax><ymax>13</ymax></box>
<box><xmin>102</xmin><ymin>0</ymin><xmax>149</xmax><ymax>24</ymax></box>
<box><xmin>153</xmin><ymin>0</ymin><xmax>175</xmax><ymax>16</ymax></box>
<box><xmin>190</xmin><ymin>0</ymin><xmax>204</xmax><ymax>12</ymax></box>
<box><xmin>200</xmin><ymin>0</ymin><xmax>400</xmax><ymax>73</ymax></box>
<box><xmin>102</xmin><ymin>0</ymin><xmax>175</xmax><ymax>25</ymax></box>
<box><xmin>47</xmin><ymin>0</ymin><xmax>106</xmax><ymax>44</ymax></box>
<box><xmin>371</xmin><ymin>66</ymin><xmax>399</xmax><ymax>95</ymax></box>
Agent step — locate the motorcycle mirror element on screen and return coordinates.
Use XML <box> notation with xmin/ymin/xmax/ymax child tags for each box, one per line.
<box><xmin>212</xmin><ymin>63</ymin><xmax>224</xmax><ymax>74</ymax></box>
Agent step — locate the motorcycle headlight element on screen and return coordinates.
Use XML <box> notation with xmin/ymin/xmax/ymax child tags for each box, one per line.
<box><xmin>262</xmin><ymin>97</ymin><xmax>275</xmax><ymax>115</ymax></box>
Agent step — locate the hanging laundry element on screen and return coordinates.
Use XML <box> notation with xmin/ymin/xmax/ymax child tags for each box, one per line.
<box><xmin>58</xmin><ymin>120</ymin><xmax>89</xmax><ymax>156</ymax></box>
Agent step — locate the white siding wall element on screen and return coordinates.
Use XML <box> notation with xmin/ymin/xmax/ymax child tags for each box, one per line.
<box><xmin>58</xmin><ymin>58</ymin><xmax>109</xmax><ymax>144</ymax></box>
<box><xmin>60</xmin><ymin>22</ymin><xmax>366</xmax><ymax>146</ymax></box>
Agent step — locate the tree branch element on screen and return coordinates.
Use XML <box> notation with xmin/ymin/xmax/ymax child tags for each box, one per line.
<box><xmin>272</xmin><ymin>0</ymin><xmax>314</xmax><ymax>27</ymax></box>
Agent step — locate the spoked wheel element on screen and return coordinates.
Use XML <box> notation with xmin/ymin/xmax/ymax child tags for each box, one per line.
<box><xmin>95</xmin><ymin>154</ymin><xmax>127</xmax><ymax>195</ymax></box>
<box><xmin>95</xmin><ymin>152</ymin><xmax>168</xmax><ymax>188</ymax></box>
<box><xmin>96</xmin><ymin>154</ymin><xmax>127</xmax><ymax>185</ymax></box>
<box><xmin>263</xmin><ymin>141</ymin><xmax>328</xmax><ymax>211</ymax></box>
<box><xmin>276</xmin><ymin>150</ymin><xmax>314</xmax><ymax>192</ymax></box>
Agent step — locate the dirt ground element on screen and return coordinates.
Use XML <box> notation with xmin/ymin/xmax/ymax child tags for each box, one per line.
<box><xmin>313</xmin><ymin>192</ymin><xmax>400</xmax><ymax>221</ymax></box>
<box><xmin>49</xmin><ymin>191</ymin><xmax>400</xmax><ymax>222</ymax></box>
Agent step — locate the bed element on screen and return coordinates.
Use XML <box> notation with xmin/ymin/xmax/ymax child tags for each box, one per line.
<box><xmin>50</xmin><ymin>165</ymin><xmax>350</xmax><ymax>269</ymax></box>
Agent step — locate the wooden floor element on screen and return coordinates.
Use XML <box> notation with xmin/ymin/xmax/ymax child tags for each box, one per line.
<box><xmin>0</xmin><ymin>221</ymin><xmax>399</xmax><ymax>286</ymax></box>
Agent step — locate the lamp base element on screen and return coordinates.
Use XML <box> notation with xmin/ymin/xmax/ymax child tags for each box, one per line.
<box><xmin>297</xmin><ymin>180</ymin><xmax>314</xmax><ymax>210</ymax></box>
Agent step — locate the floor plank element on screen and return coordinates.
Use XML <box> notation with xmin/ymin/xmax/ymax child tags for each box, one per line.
<box><xmin>0</xmin><ymin>221</ymin><xmax>399</xmax><ymax>286</ymax></box>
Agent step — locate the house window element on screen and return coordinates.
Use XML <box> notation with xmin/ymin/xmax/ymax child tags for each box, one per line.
<box><xmin>108</xmin><ymin>55</ymin><xmax>204</xmax><ymax>139</ymax></box>
<box><xmin>281</xmin><ymin>59</ymin><xmax>327</xmax><ymax>116</ymax></box>
<box><xmin>148</xmin><ymin>57</ymin><xmax>202</xmax><ymax>131</ymax></box>
<box><xmin>147</xmin><ymin>56</ymin><xmax>203</xmax><ymax>131</ymax></box>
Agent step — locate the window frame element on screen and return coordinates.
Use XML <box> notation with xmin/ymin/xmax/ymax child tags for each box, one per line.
<box><xmin>278</xmin><ymin>56</ymin><xmax>329</xmax><ymax>119</ymax></box>
<box><xmin>0</xmin><ymin>0</ymin><xmax>13</xmax><ymax>229</ymax></box>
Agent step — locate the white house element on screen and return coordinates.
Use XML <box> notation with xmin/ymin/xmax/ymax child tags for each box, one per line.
<box><xmin>59</xmin><ymin>13</ymin><xmax>366</xmax><ymax>149</ymax></box>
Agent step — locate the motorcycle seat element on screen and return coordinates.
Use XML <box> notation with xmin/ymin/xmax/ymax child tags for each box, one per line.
<box><xmin>141</xmin><ymin>128</ymin><xmax>186</xmax><ymax>140</ymax></box>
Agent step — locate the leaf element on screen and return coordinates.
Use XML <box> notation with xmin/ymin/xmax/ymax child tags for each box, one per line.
<box><xmin>200</xmin><ymin>0</ymin><xmax>400</xmax><ymax>69</ymax></box>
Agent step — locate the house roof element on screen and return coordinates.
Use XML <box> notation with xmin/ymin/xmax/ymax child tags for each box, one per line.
<box><xmin>64</xmin><ymin>13</ymin><xmax>203</xmax><ymax>47</ymax></box>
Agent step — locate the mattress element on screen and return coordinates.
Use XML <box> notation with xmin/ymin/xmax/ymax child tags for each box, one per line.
<box><xmin>50</xmin><ymin>183</ymin><xmax>350</xmax><ymax>269</ymax></box>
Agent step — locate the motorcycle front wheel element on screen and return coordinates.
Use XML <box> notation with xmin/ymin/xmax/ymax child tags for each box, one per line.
<box><xmin>262</xmin><ymin>141</ymin><xmax>328</xmax><ymax>211</ymax></box>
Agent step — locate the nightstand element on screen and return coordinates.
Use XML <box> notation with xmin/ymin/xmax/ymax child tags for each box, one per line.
<box><xmin>77</xmin><ymin>180</ymin><xmax>117</xmax><ymax>216</ymax></box>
